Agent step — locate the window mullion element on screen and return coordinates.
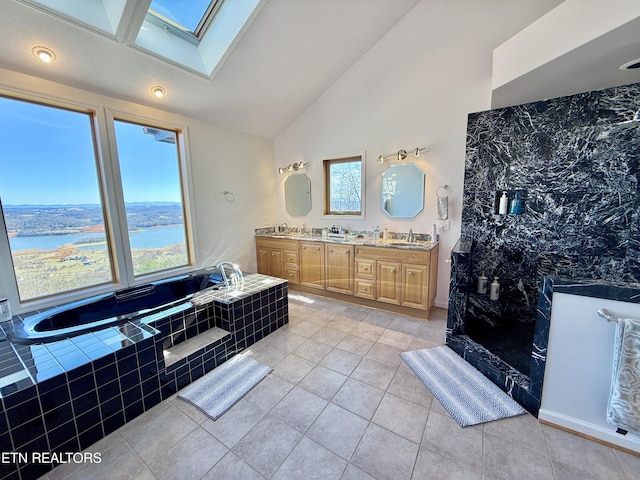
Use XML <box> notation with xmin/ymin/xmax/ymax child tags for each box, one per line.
<box><xmin>97</xmin><ymin>108</ymin><xmax>135</xmax><ymax>287</ymax></box>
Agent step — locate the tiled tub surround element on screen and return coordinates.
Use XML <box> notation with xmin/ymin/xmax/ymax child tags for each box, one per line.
<box><xmin>448</xmin><ymin>82</ymin><xmax>640</xmax><ymax>414</ymax></box>
<box><xmin>0</xmin><ymin>273</ymin><xmax>287</xmax><ymax>480</ymax></box>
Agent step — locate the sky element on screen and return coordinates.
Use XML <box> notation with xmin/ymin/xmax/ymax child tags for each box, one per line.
<box><xmin>150</xmin><ymin>0</ymin><xmax>212</xmax><ymax>32</ymax></box>
<box><xmin>0</xmin><ymin>96</ymin><xmax>183</xmax><ymax>205</ymax></box>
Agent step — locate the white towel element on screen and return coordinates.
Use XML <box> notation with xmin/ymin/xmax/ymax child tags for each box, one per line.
<box><xmin>607</xmin><ymin>318</ymin><xmax>640</xmax><ymax>435</ymax></box>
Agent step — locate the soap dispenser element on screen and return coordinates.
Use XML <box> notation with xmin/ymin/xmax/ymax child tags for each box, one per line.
<box><xmin>498</xmin><ymin>191</ymin><xmax>509</xmax><ymax>215</ymax></box>
<box><xmin>490</xmin><ymin>277</ymin><xmax>500</xmax><ymax>301</ymax></box>
<box><xmin>477</xmin><ymin>272</ymin><xmax>488</xmax><ymax>294</ymax></box>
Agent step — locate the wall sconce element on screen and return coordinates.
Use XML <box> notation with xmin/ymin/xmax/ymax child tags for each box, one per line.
<box><xmin>377</xmin><ymin>147</ymin><xmax>427</xmax><ymax>163</ymax></box>
<box><xmin>278</xmin><ymin>161</ymin><xmax>306</xmax><ymax>174</ymax></box>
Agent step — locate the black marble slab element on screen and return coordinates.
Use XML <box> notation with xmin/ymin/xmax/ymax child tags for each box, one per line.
<box><xmin>447</xmin><ymin>81</ymin><xmax>640</xmax><ymax>415</ymax></box>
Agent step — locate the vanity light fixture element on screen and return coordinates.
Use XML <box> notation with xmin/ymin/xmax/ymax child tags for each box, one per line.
<box><xmin>377</xmin><ymin>147</ymin><xmax>427</xmax><ymax>163</ymax></box>
<box><xmin>151</xmin><ymin>86</ymin><xmax>166</xmax><ymax>98</ymax></box>
<box><xmin>278</xmin><ymin>161</ymin><xmax>306</xmax><ymax>174</ymax></box>
<box><xmin>32</xmin><ymin>46</ymin><xmax>56</xmax><ymax>63</ymax></box>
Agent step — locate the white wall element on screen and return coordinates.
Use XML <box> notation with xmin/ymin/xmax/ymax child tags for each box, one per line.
<box><xmin>273</xmin><ymin>1</ymin><xmax>522</xmax><ymax>308</ymax></box>
<box><xmin>540</xmin><ymin>293</ymin><xmax>640</xmax><ymax>453</ymax></box>
<box><xmin>0</xmin><ymin>68</ymin><xmax>275</xmax><ymax>312</ymax></box>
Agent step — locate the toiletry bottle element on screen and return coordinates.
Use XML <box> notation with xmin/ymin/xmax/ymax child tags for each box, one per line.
<box><xmin>431</xmin><ymin>224</ymin><xmax>437</xmax><ymax>242</ymax></box>
<box><xmin>322</xmin><ymin>227</ymin><xmax>328</xmax><ymax>238</ymax></box>
<box><xmin>509</xmin><ymin>191</ymin><xmax>523</xmax><ymax>214</ymax></box>
<box><xmin>498</xmin><ymin>191</ymin><xmax>509</xmax><ymax>215</ymax></box>
<box><xmin>383</xmin><ymin>225</ymin><xmax>388</xmax><ymax>242</ymax></box>
<box><xmin>477</xmin><ymin>272</ymin><xmax>488</xmax><ymax>294</ymax></box>
<box><xmin>490</xmin><ymin>277</ymin><xmax>500</xmax><ymax>300</ymax></box>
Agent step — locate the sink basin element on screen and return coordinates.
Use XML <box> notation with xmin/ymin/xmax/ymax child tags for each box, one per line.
<box><xmin>389</xmin><ymin>241</ymin><xmax>422</xmax><ymax>246</ymax></box>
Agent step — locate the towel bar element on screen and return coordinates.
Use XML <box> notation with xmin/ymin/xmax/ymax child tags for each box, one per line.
<box><xmin>597</xmin><ymin>309</ymin><xmax>618</xmax><ymax>323</ymax></box>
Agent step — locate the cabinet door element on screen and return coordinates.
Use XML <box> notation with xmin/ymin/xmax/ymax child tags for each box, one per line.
<box><xmin>401</xmin><ymin>263</ymin><xmax>428</xmax><ymax>310</ymax></box>
<box><xmin>299</xmin><ymin>242</ymin><xmax>325</xmax><ymax>289</ymax></box>
<box><xmin>256</xmin><ymin>247</ymin><xmax>270</xmax><ymax>275</ymax></box>
<box><xmin>326</xmin><ymin>244</ymin><xmax>354</xmax><ymax>295</ymax></box>
<box><xmin>268</xmin><ymin>248</ymin><xmax>285</xmax><ymax>279</ymax></box>
<box><xmin>377</xmin><ymin>261</ymin><xmax>401</xmax><ymax>305</ymax></box>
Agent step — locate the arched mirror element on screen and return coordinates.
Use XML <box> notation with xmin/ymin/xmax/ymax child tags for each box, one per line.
<box><xmin>381</xmin><ymin>163</ymin><xmax>425</xmax><ymax>218</ymax></box>
<box><xmin>285</xmin><ymin>173</ymin><xmax>311</xmax><ymax>216</ymax></box>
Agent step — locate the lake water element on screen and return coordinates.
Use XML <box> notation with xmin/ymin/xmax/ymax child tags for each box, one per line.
<box><xmin>9</xmin><ymin>225</ymin><xmax>186</xmax><ymax>252</ymax></box>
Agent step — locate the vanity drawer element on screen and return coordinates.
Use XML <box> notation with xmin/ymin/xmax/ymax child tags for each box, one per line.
<box><xmin>285</xmin><ymin>267</ymin><xmax>299</xmax><ymax>284</ymax></box>
<box><xmin>285</xmin><ymin>250</ymin><xmax>299</xmax><ymax>265</ymax></box>
<box><xmin>354</xmin><ymin>279</ymin><xmax>376</xmax><ymax>300</ymax></box>
<box><xmin>356</xmin><ymin>258</ymin><xmax>376</xmax><ymax>280</ymax></box>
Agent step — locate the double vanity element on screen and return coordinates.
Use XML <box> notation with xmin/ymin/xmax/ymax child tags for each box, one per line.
<box><xmin>256</xmin><ymin>231</ymin><xmax>438</xmax><ymax>319</ymax></box>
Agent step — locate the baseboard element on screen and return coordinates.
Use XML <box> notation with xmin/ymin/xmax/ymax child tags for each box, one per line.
<box><xmin>538</xmin><ymin>408</ymin><xmax>640</xmax><ymax>456</ymax></box>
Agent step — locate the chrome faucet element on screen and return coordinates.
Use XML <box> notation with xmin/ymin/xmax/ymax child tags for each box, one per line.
<box><xmin>279</xmin><ymin>222</ymin><xmax>288</xmax><ymax>233</ymax></box>
<box><xmin>407</xmin><ymin>227</ymin><xmax>414</xmax><ymax>243</ymax></box>
<box><xmin>216</xmin><ymin>261</ymin><xmax>243</xmax><ymax>289</ymax></box>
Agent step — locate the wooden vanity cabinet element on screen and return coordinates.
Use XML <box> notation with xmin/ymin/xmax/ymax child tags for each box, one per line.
<box><xmin>257</xmin><ymin>236</ymin><xmax>439</xmax><ymax>318</ymax></box>
<box><xmin>256</xmin><ymin>237</ymin><xmax>299</xmax><ymax>283</ymax></box>
<box><xmin>299</xmin><ymin>241</ymin><xmax>325</xmax><ymax>289</ymax></box>
<box><xmin>355</xmin><ymin>244</ymin><xmax>439</xmax><ymax>315</ymax></box>
<box><xmin>325</xmin><ymin>243</ymin><xmax>354</xmax><ymax>295</ymax></box>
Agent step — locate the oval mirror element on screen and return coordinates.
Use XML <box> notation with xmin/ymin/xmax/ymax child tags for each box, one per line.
<box><xmin>381</xmin><ymin>163</ymin><xmax>425</xmax><ymax>218</ymax></box>
<box><xmin>285</xmin><ymin>173</ymin><xmax>311</xmax><ymax>216</ymax></box>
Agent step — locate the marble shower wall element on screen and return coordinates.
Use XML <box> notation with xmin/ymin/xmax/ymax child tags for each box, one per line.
<box><xmin>462</xmin><ymin>82</ymin><xmax>640</xmax><ymax>326</ymax></box>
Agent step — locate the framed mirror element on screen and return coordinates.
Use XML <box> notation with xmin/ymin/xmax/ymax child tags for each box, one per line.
<box><xmin>381</xmin><ymin>163</ymin><xmax>425</xmax><ymax>218</ymax></box>
<box><xmin>285</xmin><ymin>173</ymin><xmax>311</xmax><ymax>216</ymax></box>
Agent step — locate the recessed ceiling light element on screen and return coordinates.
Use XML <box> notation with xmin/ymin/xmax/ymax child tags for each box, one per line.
<box><xmin>32</xmin><ymin>46</ymin><xmax>56</xmax><ymax>63</ymax></box>
<box><xmin>619</xmin><ymin>58</ymin><xmax>640</xmax><ymax>71</ymax></box>
<box><xmin>151</xmin><ymin>86</ymin><xmax>166</xmax><ymax>98</ymax></box>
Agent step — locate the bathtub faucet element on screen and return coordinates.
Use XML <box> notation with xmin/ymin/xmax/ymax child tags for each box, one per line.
<box><xmin>216</xmin><ymin>261</ymin><xmax>243</xmax><ymax>289</ymax></box>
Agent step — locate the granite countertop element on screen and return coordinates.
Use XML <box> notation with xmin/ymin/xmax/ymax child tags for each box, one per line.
<box><xmin>255</xmin><ymin>232</ymin><xmax>438</xmax><ymax>251</ymax></box>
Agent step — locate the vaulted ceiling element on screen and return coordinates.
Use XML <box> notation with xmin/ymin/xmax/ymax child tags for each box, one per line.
<box><xmin>1</xmin><ymin>0</ymin><xmax>639</xmax><ymax>139</ymax></box>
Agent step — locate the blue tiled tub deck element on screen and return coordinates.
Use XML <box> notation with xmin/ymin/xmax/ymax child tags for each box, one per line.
<box><xmin>0</xmin><ymin>273</ymin><xmax>288</xmax><ymax>480</ymax></box>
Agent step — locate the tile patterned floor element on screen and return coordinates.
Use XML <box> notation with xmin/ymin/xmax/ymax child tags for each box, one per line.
<box><xmin>41</xmin><ymin>292</ymin><xmax>640</xmax><ymax>480</ymax></box>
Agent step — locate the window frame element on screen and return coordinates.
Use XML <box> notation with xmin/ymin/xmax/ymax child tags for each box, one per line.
<box><xmin>322</xmin><ymin>151</ymin><xmax>366</xmax><ymax>220</ymax></box>
<box><xmin>0</xmin><ymin>90</ymin><xmax>197</xmax><ymax>313</ymax></box>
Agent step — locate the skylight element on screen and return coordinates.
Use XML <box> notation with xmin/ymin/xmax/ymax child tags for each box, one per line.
<box><xmin>147</xmin><ymin>0</ymin><xmax>224</xmax><ymax>44</ymax></box>
<box><xmin>20</xmin><ymin>0</ymin><xmax>265</xmax><ymax>77</ymax></box>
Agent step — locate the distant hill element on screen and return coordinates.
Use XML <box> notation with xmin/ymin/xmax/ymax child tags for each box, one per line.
<box><xmin>3</xmin><ymin>203</ymin><xmax>184</xmax><ymax>237</ymax></box>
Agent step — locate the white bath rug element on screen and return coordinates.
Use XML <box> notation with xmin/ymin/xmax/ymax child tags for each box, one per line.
<box><xmin>400</xmin><ymin>346</ymin><xmax>526</xmax><ymax>427</ymax></box>
<box><xmin>178</xmin><ymin>354</ymin><xmax>272</xmax><ymax>420</ymax></box>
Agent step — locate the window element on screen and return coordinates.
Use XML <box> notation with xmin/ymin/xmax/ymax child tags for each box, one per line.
<box><xmin>148</xmin><ymin>0</ymin><xmax>224</xmax><ymax>42</ymax></box>
<box><xmin>113</xmin><ymin>120</ymin><xmax>189</xmax><ymax>276</ymax></box>
<box><xmin>0</xmin><ymin>96</ymin><xmax>114</xmax><ymax>300</ymax></box>
<box><xmin>323</xmin><ymin>154</ymin><xmax>365</xmax><ymax>217</ymax></box>
<box><xmin>0</xmin><ymin>94</ymin><xmax>194</xmax><ymax>306</ymax></box>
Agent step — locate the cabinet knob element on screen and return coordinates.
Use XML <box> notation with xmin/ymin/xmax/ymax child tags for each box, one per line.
<box><xmin>271</xmin><ymin>253</ymin><xmax>276</xmax><ymax>256</ymax></box>
<box><xmin>329</xmin><ymin>249</ymin><xmax>334</xmax><ymax>252</ymax></box>
<box><xmin>408</xmin><ymin>271</ymin><xmax>413</xmax><ymax>276</ymax></box>
<box><xmin>390</xmin><ymin>268</ymin><xmax>395</xmax><ymax>273</ymax></box>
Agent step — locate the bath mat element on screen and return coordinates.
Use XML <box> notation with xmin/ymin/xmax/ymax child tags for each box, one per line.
<box><xmin>400</xmin><ymin>346</ymin><xmax>526</xmax><ymax>427</ymax></box>
<box><xmin>178</xmin><ymin>354</ymin><xmax>272</xmax><ymax>420</ymax></box>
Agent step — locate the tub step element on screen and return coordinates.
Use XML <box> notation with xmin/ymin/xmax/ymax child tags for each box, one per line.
<box><xmin>163</xmin><ymin>327</ymin><xmax>230</xmax><ymax>368</ymax></box>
